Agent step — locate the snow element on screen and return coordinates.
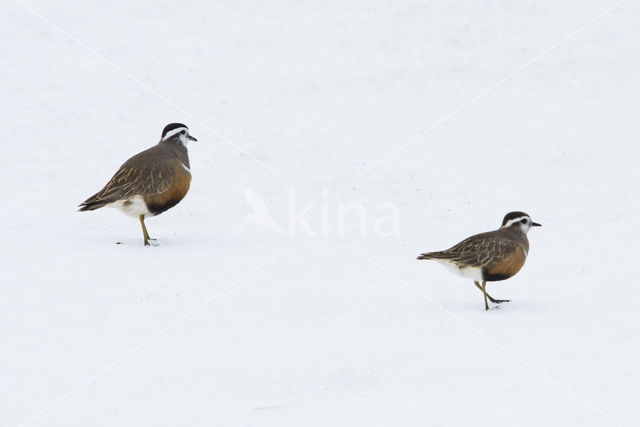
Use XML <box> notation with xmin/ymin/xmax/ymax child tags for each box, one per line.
<box><xmin>2</xmin><ymin>0</ymin><xmax>639</xmax><ymax>426</ymax></box>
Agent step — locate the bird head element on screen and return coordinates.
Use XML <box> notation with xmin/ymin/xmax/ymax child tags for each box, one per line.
<box><xmin>161</xmin><ymin>123</ymin><xmax>197</xmax><ymax>146</ymax></box>
<box><xmin>500</xmin><ymin>211</ymin><xmax>541</xmax><ymax>233</ymax></box>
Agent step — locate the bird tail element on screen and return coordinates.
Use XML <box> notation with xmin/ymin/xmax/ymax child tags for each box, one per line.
<box><xmin>78</xmin><ymin>193</ymin><xmax>111</xmax><ymax>211</ymax></box>
<box><xmin>416</xmin><ymin>251</ymin><xmax>448</xmax><ymax>260</ymax></box>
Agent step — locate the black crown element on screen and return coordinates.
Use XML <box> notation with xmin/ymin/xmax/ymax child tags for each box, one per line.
<box><xmin>501</xmin><ymin>211</ymin><xmax>530</xmax><ymax>226</ymax></box>
<box><xmin>161</xmin><ymin>123</ymin><xmax>188</xmax><ymax>138</ymax></box>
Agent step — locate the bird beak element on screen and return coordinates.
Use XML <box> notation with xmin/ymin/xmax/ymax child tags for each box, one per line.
<box><xmin>188</xmin><ymin>134</ymin><xmax>198</xmax><ymax>142</ymax></box>
<box><xmin>532</xmin><ymin>221</ymin><xmax>542</xmax><ymax>227</ymax></box>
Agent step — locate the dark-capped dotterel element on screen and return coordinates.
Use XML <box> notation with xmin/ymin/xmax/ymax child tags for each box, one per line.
<box><xmin>417</xmin><ymin>211</ymin><xmax>541</xmax><ymax>310</ymax></box>
<box><xmin>79</xmin><ymin>123</ymin><xmax>196</xmax><ymax>246</ymax></box>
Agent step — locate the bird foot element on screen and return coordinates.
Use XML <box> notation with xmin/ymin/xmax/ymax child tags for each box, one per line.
<box><xmin>144</xmin><ymin>238</ymin><xmax>159</xmax><ymax>247</ymax></box>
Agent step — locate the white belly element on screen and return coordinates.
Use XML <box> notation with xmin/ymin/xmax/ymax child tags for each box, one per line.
<box><xmin>436</xmin><ymin>260</ymin><xmax>483</xmax><ymax>282</ymax></box>
<box><xmin>109</xmin><ymin>195</ymin><xmax>150</xmax><ymax>217</ymax></box>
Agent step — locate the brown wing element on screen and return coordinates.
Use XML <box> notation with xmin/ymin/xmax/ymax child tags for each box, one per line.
<box><xmin>418</xmin><ymin>231</ymin><xmax>521</xmax><ymax>268</ymax></box>
<box><xmin>79</xmin><ymin>147</ymin><xmax>176</xmax><ymax>210</ymax></box>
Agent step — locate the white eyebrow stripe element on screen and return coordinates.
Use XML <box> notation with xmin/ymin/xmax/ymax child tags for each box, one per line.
<box><xmin>504</xmin><ymin>217</ymin><xmax>529</xmax><ymax>227</ymax></box>
<box><xmin>163</xmin><ymin>127</ymin><xmax>188</xmax><ymax>140</ymax></box>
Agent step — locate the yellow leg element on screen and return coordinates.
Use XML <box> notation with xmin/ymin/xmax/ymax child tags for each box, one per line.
<box><xmin>474</xmin><ymin>281</ymin><xmax>510</xmax><ymax>304</ymax></box>
<box><xmin>481</xmin><ymin>281</ymin><xmax>489</xmax><ymax>311</ymax></box>
<box><xmin>139</xmin><ymin>215</ymin><xmax>150</xmax><ymax>246</ymax></box>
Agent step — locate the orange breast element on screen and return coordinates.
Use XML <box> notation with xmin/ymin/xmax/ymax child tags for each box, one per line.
<box><xmin>483</xmin><ymin>246</ymin><xmax>527</xmax><ymax>281</ymax></box>
<box><xmin>145</xmin><ymin>164</ymin><xmax>191</xmax><ymax>215</ymax></box>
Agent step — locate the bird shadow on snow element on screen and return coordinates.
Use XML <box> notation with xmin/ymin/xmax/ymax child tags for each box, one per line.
<box><xmin>109</xmin><ymin>233</ymin><xmax>244</xmax><ymax>249</ymax></box>
<box><xmin>110</xmin><ymin>237</ymin><xmax>192</xmax><ymax>248</ymax></box>
<box><xmin>437</xmin><ymin>298</ymin><xmax>559</xmax><ymax>315</ymax></box>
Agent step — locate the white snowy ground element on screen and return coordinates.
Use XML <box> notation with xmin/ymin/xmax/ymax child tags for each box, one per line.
<box><xmin>2</xmin><ymin>0</ymin><xmax>639</xmax><ymax>426</ymax></box>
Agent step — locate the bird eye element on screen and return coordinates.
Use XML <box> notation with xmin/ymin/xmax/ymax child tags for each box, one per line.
<box><xmin>521</xmin><ymin>219</ymin><xmax>527</xmax><ymax>224</ymax></box>
<box><xmin>181</xmin><ymin>130</ymin><xmax>186</xmax><ymax>134</ymax></box>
